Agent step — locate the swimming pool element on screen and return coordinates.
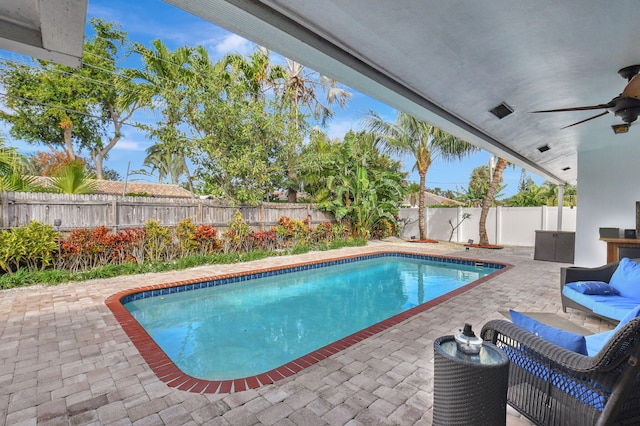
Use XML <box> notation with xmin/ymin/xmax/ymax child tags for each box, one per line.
<box><xmin>107</xmin><ymin>251</ymin><xmax>508</xmax><ymax>393</ymax></box>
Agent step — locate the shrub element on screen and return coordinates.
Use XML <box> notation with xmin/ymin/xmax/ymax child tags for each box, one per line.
<box><xmin>310</xmin><ymin>222</ymin><xmax>333</xmax><ymax>244</ymax></box>
<box><xmin>144</xmin><ymin>220</ymin><xmax>172</xmax><ymax>262</ymax></box>
<box><xmin>250</xmin><ymin>230</ymin><xmax>277</xmax><ymax>251</ymax></box>
<box><xmin>275</xmin><ymin>216</ymin><xmax>309</xmax><ymax>247</ymax></box>
<box><xmin>222</xmin><ymin>211</ymin><xmax>252</xmax><ymax>252</ymax></box>
<box><xmin>108</xmin><ymin>228</ymin><xmax>146</xmax><ymax>264</ymax></box>
<box><xmin>0</xmin><ymin>221</ymin><xmax>57</xmax><ymax>274</ymax></box>
<box><xmin>176</xmin><ymin>218</ymin><xmax>199</xmax><ymax>256</ymax></box>
<box><xmin>194</xmin><ymin>224</ymin><xmax>220</xmax><ymax>254</ymax></box>
<box><xmin>371</xmin><ymin>218</ymin><xmax>395</xmax><ymax>239</ymax></box>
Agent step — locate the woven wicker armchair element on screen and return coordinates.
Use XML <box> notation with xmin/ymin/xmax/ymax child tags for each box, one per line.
<box><xmin>481</xmin><ymin>318</ymin><xmax>640</xmax><ymax>426</ymax></box>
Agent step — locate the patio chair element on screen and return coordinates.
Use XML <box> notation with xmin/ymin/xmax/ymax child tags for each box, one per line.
<box><xmin>480</xmin><ymin>317</ymin><xmax>640</xmax><ymax>426</ymax></box>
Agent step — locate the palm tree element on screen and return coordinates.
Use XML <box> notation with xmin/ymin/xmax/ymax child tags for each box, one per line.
<box><xmin>277</xmin><ymin>59</ymin><xmax>352</xmax><ymax>202</ymax></box>
<box><xmin>128</xmin><ymin>40</ymin><xmax>196</xmax><ymax>197</ymax></box>
<box><xmin>141</xmin><ymin>143</ymin><xmax>186</xmax><ymax>185</ymax></box>
<box><xmin>478</xmin><ymin>157</ymin><xmax>508</xmax><ymax>246</ymax></box>
<box><xmin>50</xmin><ymin>161</ymin><xmax>97</xmax><ymax>194</ymax></box>
<box><xmin>407</xmin><ymin>182</ymin><xmax>421</xmax><ymax>207</ymax></box>
<box><xmin>364</xmin><ymin>111</ymin><xmax>479</xmax><ymax>240</ymax></box>
<box><xmin>225</xmin><ymin>47</ymin><xmax>286</xmax><ymax>100</ymax></box>
<box><xmin>0</xmin><ymin>140</ymin><xmax>38</xmax><ymax>192</ymax></box>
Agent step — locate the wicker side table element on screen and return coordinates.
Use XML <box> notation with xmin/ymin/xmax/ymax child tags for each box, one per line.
<box><xmin>433</xmin><ymin>335</ymin><xmax>510</xmax><ymax>426</ymax></box>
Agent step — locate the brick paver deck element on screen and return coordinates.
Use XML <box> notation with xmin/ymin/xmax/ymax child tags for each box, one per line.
<box><xmin>0</xmin><ymin>240</ymin><xmax>613</xmax><ymax>425</ymax></box>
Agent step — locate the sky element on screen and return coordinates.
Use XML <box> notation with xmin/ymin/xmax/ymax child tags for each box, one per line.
<box><xmin>1</xmin><ymin>0</ymin><xmax>546</xmax><ymax>197</ymax></box>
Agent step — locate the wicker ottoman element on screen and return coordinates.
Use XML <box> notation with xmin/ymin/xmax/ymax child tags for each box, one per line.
<box><xmin>433</xmin><ymin>335</ymin><xmax>509</xmax><ymax>425</ymax></box>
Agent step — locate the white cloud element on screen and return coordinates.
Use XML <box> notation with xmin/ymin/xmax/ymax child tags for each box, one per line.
<box><xmin>113</xmin><ymin>139</ymin><xmax>145</xmax><ymax>151</ymax></box>
<box><xmin>326</xmin><ymin>118</ymin><xmax>357</xmax><ymax>140</ymax></box>
<box><xmin>213</xmin><ymin>34</ymin><xmax>254</xmax><ymax>56</ymax></box>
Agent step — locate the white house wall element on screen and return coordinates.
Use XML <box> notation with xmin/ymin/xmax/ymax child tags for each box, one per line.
<box><xmin>576</xmin><ymin>141</ymin><xmax>640</xmax><ymax>267</ymax></box>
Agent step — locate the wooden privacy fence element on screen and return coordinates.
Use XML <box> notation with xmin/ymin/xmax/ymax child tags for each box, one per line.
<box><xmin>0</xmin><ymin>192</ymin><xmax>335</xmax><ymax>231</ymax></box>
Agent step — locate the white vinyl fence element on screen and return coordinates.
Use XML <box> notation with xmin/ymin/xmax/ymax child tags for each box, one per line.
<box><xmin>398</xmin><ymin>206</ymin><xmax>577</xmax><ymax>247</ymax></box>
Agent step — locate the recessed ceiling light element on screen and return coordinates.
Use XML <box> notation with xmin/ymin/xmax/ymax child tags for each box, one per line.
<box><xmin>562</xmin><ymin>167</ymin><xmax>571</xmax><ymax>171</ymax></box>
<box><xmin>489</xmin><ymin>102</ymin><xmax>514</xmax><ymax>119</ymax></box>
<box><xmin>537</xmin><ymin>144</ymin><xmax>550</xmax><ymax>153</ymax></box>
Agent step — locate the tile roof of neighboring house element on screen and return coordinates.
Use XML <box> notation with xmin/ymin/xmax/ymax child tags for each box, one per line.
<box><xmin>404</xmin><ymin>191</ymin><xmax>464</xmax><ymax>207</ymax></box>
<box><xmin>32</xmin><ymin>177</ymin><xmax>193</xmax><ymax>198</ymax></box>
<box><xmin>94</xmin><ymin>180</ymin><xmax>193</xmax><ymax>198</ymax></box>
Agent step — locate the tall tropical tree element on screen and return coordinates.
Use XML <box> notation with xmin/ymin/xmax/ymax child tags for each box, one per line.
<box><xmin>139</xmin><ymin>143</ymin><xmax>186</xmax><ymax>184</ymax></box>
<box><xmin>364</xmin><ymin>111</ymin><xmax>479</xmax><ymax>240</ymax></box>
<box><xmin>225</xmin><ymin>47</ymin><xmax>285</xmax><ymax>100</ymax></box>
<box><xmin>478</xmin><ymin>157</ymin><xmax>508</xmax><ymax>246</ymax></box>
<box><xmin>186</xmin><ymin>47</ymin><xmax>288</xmax><ymax>204</ymax></box>
<box><xmin>83</xmin><ymin>19</ymin><xmax>145</xmax><ymax>179</ymax></box>
<box><xmin>536</xmin><ymin>181</ymin><xmax>578</xmax><ymax>206</ymax></box>
<box><xmin>277</xmin><ymin>59</ymin><xmax>352</xmax><ymax>202</ymax></box>
<box><xmin>129</xmin><ymin>40</ymin><xmax>196</xmax><ymax>196</ymax></box>
<box><xmin>0</xmin><ymin>19</ymin><xmax>143</xmax><ymax>179</ymax></box>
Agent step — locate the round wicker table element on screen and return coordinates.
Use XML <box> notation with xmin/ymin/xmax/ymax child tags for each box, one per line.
<box><xmin>433</xmin><ymin>335</ymin><xmax>510</xmax><ymax>426</ymax></box>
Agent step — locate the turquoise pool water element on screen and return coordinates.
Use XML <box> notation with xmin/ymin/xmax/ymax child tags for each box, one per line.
<box><xmin>124</xmin><ymin>254</ymin><xmax>498</xmax><ymax>380</ymax></box>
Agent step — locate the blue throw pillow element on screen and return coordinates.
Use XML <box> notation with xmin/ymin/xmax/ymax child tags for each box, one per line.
<box><xmin>609</xmin><ymin>258</ymin><xmax>640</xmax><ymax>301</ymax></box>
<box><xmin>509</xmin><ymin>310</ymin><xmax>588</xmax><ymax>355</ymax></box>
<box><xmin>565</xmin><ymin>281</ymin><xmax>620</xmax><ymax>295</ymax></box>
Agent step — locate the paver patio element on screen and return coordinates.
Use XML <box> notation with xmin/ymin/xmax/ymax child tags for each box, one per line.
<box><xmin>0</xmin><ymin>239</ymin><xmax>614</xmax><ymax>425</ymax></box>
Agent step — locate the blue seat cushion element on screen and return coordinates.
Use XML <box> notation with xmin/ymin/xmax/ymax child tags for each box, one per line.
<box><xmin>591</xmin><ymin>298</ymin><xmax>640</xmax><ymax>321</ymax></box>
<box><xmin>609</xmin><ymin>258</ymin><xmax>640</xmax><ymax>301</ymax></box>
<box><xmin>562</xmin><ymin>286</ymin><xmax>625</xmax><ymax>312</ymax></box>
<box><xmin>584</xmin><ymin>304</ymin><xmax>640</xmax><ymax>355</ymax></box>
<box><xmin>510</xmin><ymin>310</ymin><xmax>588</xmax><ymax>355</ymax></box>
<box><xmin>585</xmin><ymin>330</ymin><xmax>615</xmax><ymax>356</ymax></box>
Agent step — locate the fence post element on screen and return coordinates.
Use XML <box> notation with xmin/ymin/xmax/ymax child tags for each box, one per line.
<box><xmin>110</xmin><ymin>200</ymin><xmax>117</xmax><ymax>231</ymax></box>
<box><xmin>456</xmin><ymin>206</ymin><xmax>463</xmax><ymax>243</ymax></box>
<box><xmin>496</xmin><ymin>205</ymin><xmax>502</xmax><ymax>245</ymax></box>
<box><xmin>541</xmin><ymin>205</ymin><xmax>548</xmax><ymax>230</ymax></box>
<box><xmin>0</xmin><ymin>192</ymin><xmax>7</xmax><ymax>228</ymax></box>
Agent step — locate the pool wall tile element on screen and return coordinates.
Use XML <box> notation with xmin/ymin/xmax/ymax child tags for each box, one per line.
<box><xmin>105</xmin><ymin>250</ymin><xmax>511</xmax><ymax>394</ymax></box>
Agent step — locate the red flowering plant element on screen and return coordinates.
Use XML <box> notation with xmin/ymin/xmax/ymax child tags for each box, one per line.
<box><xmin>310</xmin><ymin>222</ymin><xmax>333</xmax><ymax>244</ymax></box>
<box><xmin>250</xmin><ymin>229</ymin><xmax>277</xmax><ymax>251</ymax></box>
<box><xmin>194</xmin><ymin>224</ymin><xmax>220</xmax><ymax>254</ymax></box>
<box><xmin>58</xmin><ymin>226</ymin><xmax>111</xmax><ymax>271</ymax></box>
<box><xmin>275</xmin><ymin>216</ymin><xmax>309</xmax><ymax>248</ymax></box>
<box><xmin>108</xmin><ymin>228</ymin><xmax>146</xmax><ymax>264</ymax></box>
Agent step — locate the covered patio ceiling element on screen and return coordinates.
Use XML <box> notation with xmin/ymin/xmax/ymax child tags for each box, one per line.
<box><xmin>0</xmin><ymin>0</ymin><xmax>87</xmax><ymax>67</ymax></box>
<box><xmin>165</xmin><ymin>0</ymin><xmax>640</xmax><ymax>186</ymax></box>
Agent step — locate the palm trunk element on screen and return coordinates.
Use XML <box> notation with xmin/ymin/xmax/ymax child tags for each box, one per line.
<box><xmin>418</xmin><ymin>171</ymin><xmax>427</xmax><ymax>240</ymax></box>
<box><xmin>479</xmin><ymin>157</ymin><xmax>508</xmax><ymax>246</ymax></box>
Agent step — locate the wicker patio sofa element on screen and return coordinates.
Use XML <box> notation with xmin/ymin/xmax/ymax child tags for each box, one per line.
<box><xmin>561</xmin><ymin>258</ymin><xmax>640</xmax><ymax>323</ymax></box>
<box><xmin>481</xmin><ymin>317</ymin><xmax>640</xmax><ymax>426</ymax></box>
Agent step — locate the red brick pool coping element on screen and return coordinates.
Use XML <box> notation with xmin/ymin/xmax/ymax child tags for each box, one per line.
<box><xmin>105</xmin><ymin>250</ymin><xmax>512</xmax><ymax>394</ymax></box>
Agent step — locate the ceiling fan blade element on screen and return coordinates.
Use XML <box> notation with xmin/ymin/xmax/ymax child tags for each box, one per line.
<box><xmin>561</xmin><ymin>111</ymin><xmax>609</xmax><ymax>129</ymax></box>
<box><xmin>622</xmin><ymin>74</ymin><xmax>640</xmax><ymax>99</ymax></box>
<box><xmin>531</xmin><ymin>104</ymin><xmax>611</xmax><ymax>113</ymax></box>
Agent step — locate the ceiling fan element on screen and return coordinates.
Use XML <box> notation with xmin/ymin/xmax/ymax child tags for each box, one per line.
<box><xmin>532</xmin><ymin>65</ymin><xmax>640</xmax><ymax>134</ymax></box>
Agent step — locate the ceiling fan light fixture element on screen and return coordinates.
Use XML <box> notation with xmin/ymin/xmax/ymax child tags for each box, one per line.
<box><xmin>489</xmin><ymin>102</ymin><xmax>514</xmax><ymax>119</ymax></box>
<box><xmin>612</xmin><ymin>123</ymin><xmax>630</xmax><ymax>134</ymax></box>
